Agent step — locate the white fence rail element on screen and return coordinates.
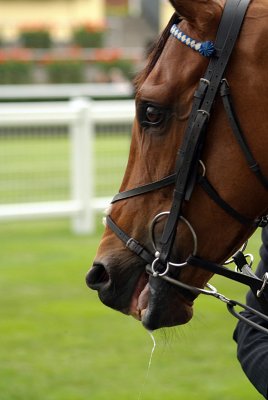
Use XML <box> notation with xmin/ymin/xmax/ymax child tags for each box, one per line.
<box><xmin>0</xmin><ymin>98</ymin><xmax>135</xmax><ymax>234</ymax></box>
<box><xmin>0</xmin><ymin>82</ymin><xmax>134</xmax><ymax>101</ymax></box>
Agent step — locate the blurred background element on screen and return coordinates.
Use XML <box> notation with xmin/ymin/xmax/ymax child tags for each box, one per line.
<box><xmin>0</xmin><ymin>1</ymin><xmax>261</xmax><ymax>399</ymax></box>
<box><xmin>0</xmin><ymin>0</ymin><xmax>174</xmax><ymax>234</ymax></box>
<box><xmin>0</xmin><ymin>0</ymin><xmax>173</xmax><ymax>86</ymax></box>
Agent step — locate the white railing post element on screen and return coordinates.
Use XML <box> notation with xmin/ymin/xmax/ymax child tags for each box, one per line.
<box><xmin>70</xmin><ymin>97</ymin><xmax>94</xmax><ymax>234</ymax></box>
<box><xmin>0</xmin><ymin>98</ymin><xmax>134</xmax><ymax>230</ymax></box>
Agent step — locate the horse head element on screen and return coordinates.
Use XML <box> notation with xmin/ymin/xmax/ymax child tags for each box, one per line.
<box><xmin>86</xmin><ymin>0</ymin><xmax>268</xmax><ymax>331</ymax></box>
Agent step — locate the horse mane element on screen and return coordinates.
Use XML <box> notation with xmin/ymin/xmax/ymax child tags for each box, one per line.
<box><xmin>134</xmin><ymin>12</ymin><xmax>179</xmax><ymax>92</ymax></box>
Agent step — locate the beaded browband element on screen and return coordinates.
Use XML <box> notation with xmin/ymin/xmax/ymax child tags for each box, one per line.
<box><xmin>170</xmin><ymin>24</ymin><xmax>215</xmax><ymax>57</ymax></box>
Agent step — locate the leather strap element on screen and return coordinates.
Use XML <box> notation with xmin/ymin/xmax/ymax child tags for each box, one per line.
<box><xmin>159</xmin><ymin>0</ymin><xmax>251</xmax><ymax>265</ymax></box>
<box><xmin>111</xmin><ymin>174</ymin><xmax>176</xmax><ymax>204</ymax></box>
<box><xmin>106</xmin><ymin>216</ymin><xmax>154</xmax><ymax>265</ymax></box>
<box><xmin>188</xmin><ymin>255</ymin><xmax>261</xmax><ymax>288</ymax></box>
<box><xmin>221</xmin><ymin>79</ymin><xmax>268</xmax><ymax>189</ymax></box>
<box><xmin>198</xmin><ymin>175</ymin><xmax>253</xmax><ymax>225</ymax></box>
<box><xmin>188</xmin><ymin>255</ymin><xmax>268</xmax><ymax>313</ymax></box>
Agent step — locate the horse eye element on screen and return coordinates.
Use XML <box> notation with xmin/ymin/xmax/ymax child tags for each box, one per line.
<box><xmin>138</xmin><ymin>102</ymin><xmax>168</xmax><ymax>129</ymax></box>
<box><xmin>146</xmin><ymin>106</ymin><xmax>163</xmax><ymax>124</ymax></box>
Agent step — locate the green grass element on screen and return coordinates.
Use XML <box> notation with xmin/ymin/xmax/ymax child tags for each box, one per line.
<box><xmin>0</xmin><ymin>133</ymin><xmax>130</xmax><ymax>203</ymax></box>
<box><xmin>0</xmin><ymin>217</ymin><xmax>263</xmax><ymax>400</ymax></box>
<box><xmin>95</xmin><ymin>134</ymin><xmax>130</xmax><ymax>196</ymax></box>
<box><xmin>0</xmin><ymin>129</ymin><xmax>263</xmax><ymax>398</ymax></box>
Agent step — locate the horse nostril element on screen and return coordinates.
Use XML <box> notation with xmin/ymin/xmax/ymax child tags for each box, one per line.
<box><xmin>86</xmin><ymin>263</ymin><xmax>110</xmax><ymax>290</ymax></box>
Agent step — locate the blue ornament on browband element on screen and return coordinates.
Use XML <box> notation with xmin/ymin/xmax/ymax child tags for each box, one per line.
<box><xmin>170</xmin><ymin>24</ymin><xmax>215</xmax><ymax>57</ymax></box>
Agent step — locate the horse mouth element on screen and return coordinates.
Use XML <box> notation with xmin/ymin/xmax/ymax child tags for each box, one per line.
<box><xmin>87</xmin><ymin>263</ymin><xmax>194</xmax><ymax>330</ymax></box>
<box><xmin>129</xmin><ymin>271</ymin><xmax>194</xmax><ymax>330</ymax></box>
<box><xmin>129</xmin><ymin>272</ymin><xmax>150</xmax><ymax>321</ymax></box>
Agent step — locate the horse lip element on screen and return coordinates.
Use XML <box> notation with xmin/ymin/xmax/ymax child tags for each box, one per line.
<box><xmin>88</xmin><ymin>261</ymin><xmax>195</xmax><ymax>329</ymax></box>
<box><xmin>141</xmin><ymin>303</ymin><xmax>193</xmax><ymax>331</ymax></box>
<box><xmin>129</xmin><ymin>272</ymin><xmax>149</xmax><ymax>320</ymax></box>
<box><xmin>139</xmin><ymin>275</ymin><xmax>194</xmax><ymax>330</ymax></box>
<box><xmin>129</xmin><ymin>271</ymin><xmax>195</xmax><ymax>328</ymax></box>
<box><xmin>141</xmin><ymin>297</ymin><xmax>193</xmax><ymax>331</ymax></box>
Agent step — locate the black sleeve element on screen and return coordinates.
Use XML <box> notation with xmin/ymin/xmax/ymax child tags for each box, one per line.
<box><xmin>233</xmin><ymin>227</ymin><xmax>268</xmax><ymax>399</ymax></box>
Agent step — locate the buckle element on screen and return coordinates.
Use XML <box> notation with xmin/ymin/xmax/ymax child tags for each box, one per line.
<box><xmin>194</xmin><ymin>78</ymin><xmax>210</xmax><ymax>99</ymax></box>
<box><xmin>232</xmin><ymin>251</ymin><xmax>249</xmax><ymax>272</ymax></box>
<box><xmin>220</xmin><ymin>79</ymin><xmax>230</xmax><ymax>96</ymax></box>
<box><xmin>257</xmin><ymin>272</ymin><xmax>268</xmax><ymax>298</ymax></box>
<box><xmin>197</xmin><ymin>109</ymin><xmax>210</xmax><ymax>120</ymax></box>
<box><xmin>256</xmin><ymin>215</ymin><xmax>268</xmax><ymax>228</ymax></box>
<box><xmin>126</xmin><ymin>238</ymin><xmax>143</xmax><ymax>256</ymax></box>
<box><xmin>200</xmin><ymin>78</ymin><xmax>210</xmax><ymax>86</ymax></box>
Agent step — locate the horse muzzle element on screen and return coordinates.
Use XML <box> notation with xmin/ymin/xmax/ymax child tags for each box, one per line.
<box><xmin>86</xmin><ymin>261</ymin><xmax>145</xmax><ymax>314</ymax></box>
<box><xmin>86</xmin><ymin>261</ymin><xmax>195</xmax><ymax>330</ymax></box>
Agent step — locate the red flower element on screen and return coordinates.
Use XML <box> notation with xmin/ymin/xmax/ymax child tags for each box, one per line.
<box><xmin>75</xmin><ymin>21</ymin><xmax>106</xmax><ymax>33</ymax></box>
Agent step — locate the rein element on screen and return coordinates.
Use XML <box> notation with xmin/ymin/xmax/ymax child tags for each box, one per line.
<box><xmin>106</xmin><ymin>0</ymin><xmax>268</xmax><ymax>334</ymax></box>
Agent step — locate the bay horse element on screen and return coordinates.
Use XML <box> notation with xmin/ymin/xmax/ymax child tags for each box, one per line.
<box><xmin>86</xmin><ymin>0</ymin><xmax>268</xmax><ymax>331</ymax></box>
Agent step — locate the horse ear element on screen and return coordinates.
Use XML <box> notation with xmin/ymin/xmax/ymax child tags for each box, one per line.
<box><xmin>169</xmin><ymin>0</ymin><xmax>223</xmax><ymax>31</ymax></box>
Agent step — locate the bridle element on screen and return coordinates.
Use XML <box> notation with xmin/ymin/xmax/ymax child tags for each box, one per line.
<box><xmin>105</xmin><ymin>0</ymin><xmax>268</xmax><ymax>333</ymax></box>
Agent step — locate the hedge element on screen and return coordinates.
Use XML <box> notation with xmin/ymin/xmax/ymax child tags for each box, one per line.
<box><xmin>0</xmin><ymin>61</ymin><xmax>32</xmax><ymax>84</ymax></box>
<box><xmin>46</xmin><ymin>61</ymin><xmax>84</xmax><ymax>83</ymax></box>
<box><xmin>0</xmin><ymin>58</ymin><xmax>135</xmax><ymax>84</ymax></box>
<box><xmin>95</xmin><ymin>59</ymin><xmax>135</xmax><ymax>80</ymax></box>
<box><xmin>20</xmin><ymin>30</ymin><xmax>52</xmax><ymax>48</ymax></box>
<box><xmin>73</xmin><ymin>28</ymin><xmax>104</xmax><ymax>48</ymax></box>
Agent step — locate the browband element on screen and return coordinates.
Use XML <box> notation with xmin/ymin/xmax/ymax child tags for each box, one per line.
<box><xmin>170</xmin><ymin>24</ymin><xmax>215</xmax><ymax>57</ymax></box>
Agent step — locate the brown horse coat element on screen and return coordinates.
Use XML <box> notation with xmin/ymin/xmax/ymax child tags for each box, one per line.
<box><xmin>87</xmin><ymin>0</ymin><xmax>268</xmax><ymax>330</ymax></box>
